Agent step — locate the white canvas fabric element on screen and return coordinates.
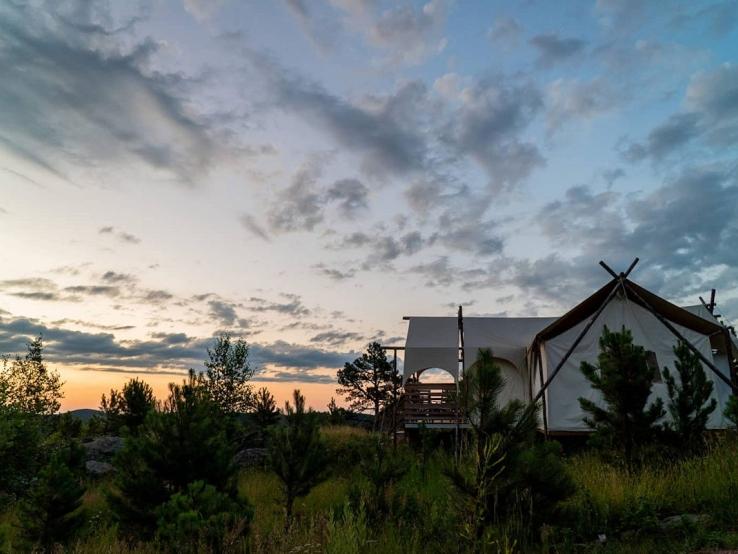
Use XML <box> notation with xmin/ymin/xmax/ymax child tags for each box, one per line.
<box><xmin>683</xmin><ymin>304</ymin><xmax>738</xmax><ymax>350</ymax></box>
<box><xmin>403</xmin><ymin>317</ymin><xmax>459</xmax><ymax>382</ymax></box>
<box><xmin>463</xmin><ymin>317</ymin><xmax>556</xmax><ymax>372</ymax></box>
<box><xmin>538</xmin><ymin>296</ymin><xmax>732</xmax><ymax>432</ymax></box>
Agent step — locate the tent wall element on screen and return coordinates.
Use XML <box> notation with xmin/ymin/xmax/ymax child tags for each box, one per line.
<box><xmin>403</xmin><ymin>317</ymin><xmax>459</xmax><ymax>383</ymax></box>
<box><xmin>537</xmin><ymin>296</ymin><xmax>732</xmax><ymax>432</ymax></box>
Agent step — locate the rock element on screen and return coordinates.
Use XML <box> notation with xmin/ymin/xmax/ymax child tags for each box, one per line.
<box><xmin>659</xmin><ymin>513</ymin><xmax>711</xmax><ymax>530</ymax></box>
<box><xmin>83</xmin><ymin>436</ymin><xmax>124</xmax><ymax>461</ymax></box>
<box><xmin>85</xmin><ymin>460</ymin><xmax>114</xmax><ymax>476</ymax></box>
<box><xmin>233</xmin><ymin>448</ymin><xmax>268</xmax><ymax>468</ymax></box>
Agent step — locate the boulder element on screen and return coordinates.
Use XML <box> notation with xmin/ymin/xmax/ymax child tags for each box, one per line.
<box><xmin>83</xmin><ymin>436</ymin><xmax>124</xmax><ymax>461</ymax></box>
<box><xmin>85</xmin><ymin>460</ymin><xmax>114</xmax><ymax>477</ymax></box>
<box><xmin>234</xmin><ymin>448</ymin><xmax>268</xmax><ymax>468</ymax></box>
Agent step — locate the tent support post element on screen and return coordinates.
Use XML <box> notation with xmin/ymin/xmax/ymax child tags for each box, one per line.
<box><xmin>392</xmin><ymin>348</ymin><xmax>398</xmax><ymax>448</ymax></box>
<box><xmin>722</xmin><ymin>328</ymin><xmax>737</xmax><ymax>389</ymax></box>
<box><xmin>625</xmin><ymin>284</ymin><xmax>736</xmax><ymax>392</ymax></box>
<box><xmin>456</xmin><ymin>305</ymin><xmax>464</xmax><ymax>463</ymax></box>
<box><xmin>532</xmin><ymin>278</ymin><xmax>622</xmax><ymax>405</ymax></box>
<box><xmin>536</xmin><ymin>347</ymin><xmax>549</xmax><ymax>438</ymax></box>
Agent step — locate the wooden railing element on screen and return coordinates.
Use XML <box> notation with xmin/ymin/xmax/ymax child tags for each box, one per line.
<box><xmin>399</xmin><ymin>383</ymin><xmax>466</xmax><ymax>426</ymax></box>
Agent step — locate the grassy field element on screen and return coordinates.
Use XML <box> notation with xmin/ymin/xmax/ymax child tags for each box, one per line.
<box><xmin>2</xmin><ymin>426</ymin><xmax>738</xmax><ymax>553</ymax></box>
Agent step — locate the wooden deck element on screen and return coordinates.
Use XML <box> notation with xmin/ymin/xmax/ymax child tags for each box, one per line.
<box><xmin>399</xmin><ymin>383</ymin><xmax>467</xmax><ymax>428</ymax></box>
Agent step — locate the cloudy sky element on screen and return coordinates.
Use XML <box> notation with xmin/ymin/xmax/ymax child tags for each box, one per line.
<box><xmin>1</xmin><ymin>0</ymin><xmax>738</xmax><ymax>410</ymax></box>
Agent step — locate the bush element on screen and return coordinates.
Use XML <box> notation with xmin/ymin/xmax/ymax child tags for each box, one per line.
<box><xmin>156</xmin><ymin>481</ymin><xmax>252</xmax><ymax>553</ymax></box>
<box><xmin>16</xmin><ymin>450</ymin><xmax>85</xmax><ymax>550</ymax></box>
<box><xmin>109</xmin><ymin>375</ymin><xmax>237</xmax><ymax>536</ymax></box>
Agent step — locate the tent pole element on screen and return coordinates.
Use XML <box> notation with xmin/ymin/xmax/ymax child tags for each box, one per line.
<box><xmin>625</xmin><ymin>283</ymin><xmax>736</xmax><ymax>392</ymax></box>
<box><xmin>723</xmin><ymin>328</ymin><xmax>737</xmax><ymax>389</ymax></box>
<box><xmin>536</xmin><ymin>346</ymin><xmax>549</xmax><ymax>438</ymax></box>
<box><xmin>456</xmin><ymin>305</ymin><xmax>464</xmax><ymax>463</ymax></box>
<box><xmin>532</xmin><ymin>278</ymin><xmax>622</xmax><ymax>405</ymax></box>
<box><xmin>392</xmin><ymin>348</ymin><xmax>398</xmax><ymax>448</ymax></box>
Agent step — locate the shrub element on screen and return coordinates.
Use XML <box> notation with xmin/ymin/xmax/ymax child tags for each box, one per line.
<box><xmin>16</xmin><ymin>450</ymin><xmax>85</xmax><ymax>550</ymax></box>
<box><xmin>109</xmin><ymin>375</ymin><xmax>237</xmax><ymax>536</ymax></box>
<box><xmin>156</xmin><ymin>481</ymin><xmax>252</xmax><ymax>553</ymax></box>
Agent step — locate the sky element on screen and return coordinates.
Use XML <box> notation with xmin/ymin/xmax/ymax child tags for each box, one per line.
<box><xmin>1</xmin><ymin>0</ymin><xmax>738</xmax><ymax>411</ymax></box>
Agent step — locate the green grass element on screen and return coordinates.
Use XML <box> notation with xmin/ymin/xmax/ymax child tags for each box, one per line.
<box><xmin>4</xmin><ymin>428</ymin><xmax>738</xmax><ymax>553</ymax></box>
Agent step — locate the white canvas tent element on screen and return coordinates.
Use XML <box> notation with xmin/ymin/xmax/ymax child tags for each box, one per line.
<box><xmin>396</xmin><ymin>268</ymin><xmax>737</xmax><ymax>434</ymax></box>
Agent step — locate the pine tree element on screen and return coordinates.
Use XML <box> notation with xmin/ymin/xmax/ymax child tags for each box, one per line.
<box><xmin>268</xmin><ymin>389</ymin><xmax>328</xmax><ymax>529</ymax></box>
<box><xmin>726</xmin><ymin>394</ymin><xmax>738</xmax><ymax>430</ymax></box>
<box><xmin>579</xmin><ymin>326</ymin><xmax>666</xmax><ymax>469</ymax></box>
<box><xmin>662</xmin><ymin>340</ymin><xmax>717</xmax><ymax>452</ymax></box>
<box><xmin>252</xmin><ymin>387</ymin><xmax>280</xmax><ymax>434</ymax></box>
<box><xmin>100</xmin><ymin>377</ymin><xmax>156</xmax><ymax>435</ymax></box>
<box><xmin>337</xmin><ymin>342</ymin><xmax>394</xmax><ymax>431</ymax></box>
<box><xmin>109</xmin><ymin>373</ymin><xmax>236</xmax><ymax>536</ymax></box>
<box><xmin>449</xmin><ymin>349</ymin><xmax>572</xmax><ymax>540</ymax></box>
<box><xmin>200</xmin><ymin>333</ymin><xmax>254</xmax><ymax>415</ymax></box>
<box><xmin>17</xmin><ymin>451</ymin><xmax>85</xmax><ymax>550</ymax></box>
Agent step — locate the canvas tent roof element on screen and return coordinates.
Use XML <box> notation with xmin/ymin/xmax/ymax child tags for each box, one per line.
<box><xmin>534</xmin><ymin>278</ymin><xmax>725</xmax><ymax>343</ymax></box>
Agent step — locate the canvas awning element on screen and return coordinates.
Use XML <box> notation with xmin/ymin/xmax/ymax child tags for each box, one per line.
<box><xmin>403</xmin><ymin>317</ymin><xmax>459</xmax><ymax>382</ymax></box>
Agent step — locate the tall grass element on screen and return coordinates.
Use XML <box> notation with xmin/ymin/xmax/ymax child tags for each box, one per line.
<box><xmin>4</xmin><ymin>427</ymin><xmax>738</xmax><ymax>553</ymax></box>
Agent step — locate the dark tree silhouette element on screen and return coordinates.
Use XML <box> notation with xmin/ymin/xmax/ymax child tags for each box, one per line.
<box><xmin>200</xmin><ymin>333</ymin><xmax>254</xmax><ymax>415</ymax></box>
<box><xmin>1</xmin><ymin>336</ymin><xmax>63</xmax><ymax>416</ymax></box>
<box><xmin>579</xmin><ymin>326</ymin><xmax>666</xmax><ymax>469</ymax></box>
<box><xmin>252</xmin><ymin>387</ymin><xmax>280</xmax><ymax>430</ymax></box>
<box><xmin>337</xmin><ymin>342</ymin><xmax>395</xmax><ymax>430</ymax></box>
<box><xmin>17</xmin><ymin>451</ymin><xmax>85</xmax><ymax>550</ymax></box>
<box><xmin>100</xmin><ymin>377</ymin><xmax>156</xmax><ymax>435</ymax></box>
<box><xmin>662</xmin><ymin>340</ymin><xmax>717</xmax><ymax>452</ymax></box>
<box><xmin>268</xmin><ymin>389</ymin><xmax>327</xmax><ymax>530</ymax></box>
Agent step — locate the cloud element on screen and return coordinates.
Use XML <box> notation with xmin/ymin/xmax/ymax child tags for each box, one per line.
<box><xmin>0</xmin><ymin>313</ymin><xmax>356</xmax><ymax>380</ymax></box>
<box><xmin>267</xmin><ymin>157</ymin><xmax>327</xmax><ymax>232</ymax></box>
<box><xmin>309</xmin><ymin>330</ymin><xmax>365</xmax><ymax>346</ymax></box>
<box><xmin>63</xmin><ymin>285</ymin><xmax>121</xmax><ymax>297</ymax></box>
<box><xmin>622</xmin><ymin>112</ymin><xmax>701</xmax><ymax>162</ymax></box>
<box><xmin>208</xmin><ymin>300</ymin><xmax>239</xmax><ymax>326</ymax></box>
<box><xmin>239</xmin><ymin>214</ymin><xmax>270</xmax><ymax>241</ymax></box>
<box><xmin>99</xmin><ymin>226</ymin><xmax>141</xmax><ymax>244</ymax></box>
<box><xmin>286</xmin><ymin>0</ymin><xmax>448</xmax><ymax>65</ymax></box>
<box><xmin>255</xmin><ymin>55</ymin><xmax>430</xmax><ymax>177</ymax></box>
<box><xmin>529</xmin><ymin>33</ymin><xmax>586</xmax><ymax>67</ymax></box>
<box><xmin>439</xmin><ymin>79</ymin><xmax>544</xmax><ymax>192</ymax></box>
<box><xmin>0</xmin><ymin>1</ymin><xmax>216</xmax><ymax>184</ymax></box>
<box><xmin>623</xmin><ymin>64</ymin><xmax>738</xmax><ymax>163</ymax></box>
<box><xmin>545</xmin><ymin>78</ymin><xmax>622</xmax><ymax>134</ymax></box>
<box><xmin>101</xmin><ymin>271</ymin><xmax>137</xmax><ymax>284</ymax></box>
<box><xmin>487</xmin><ymin>17</ymin><xmax>522</xmax><ymax>47</ymax></box>
<box><xmin>366</xmin><ymin>0</ymin><xmax>449</xmax><ymax>65</ymax></box>
<box><xmin>325</xmin><ymin>178</ymin><xmax>369</xmax><ymax>215</ymax></box>
<box><xmin>249</xmin><ymin>294</ymin><xmax>311</xmax><ymax>317</ymax></box>
<box><xmin>259</xmin><ymin>160</ymin><xmax>369</xmax><ymax>236</ymax></box>
<box><xmin>313</xmin><ymin>264</ymin><xmax>357</xmax><ymax>281</ymax></box>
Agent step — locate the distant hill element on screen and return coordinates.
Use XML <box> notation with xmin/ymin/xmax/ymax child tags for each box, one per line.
<box><xmin>67</xmin><ymin>408</ymin><xmax>102</xmax><ymax>421</ymax></box>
